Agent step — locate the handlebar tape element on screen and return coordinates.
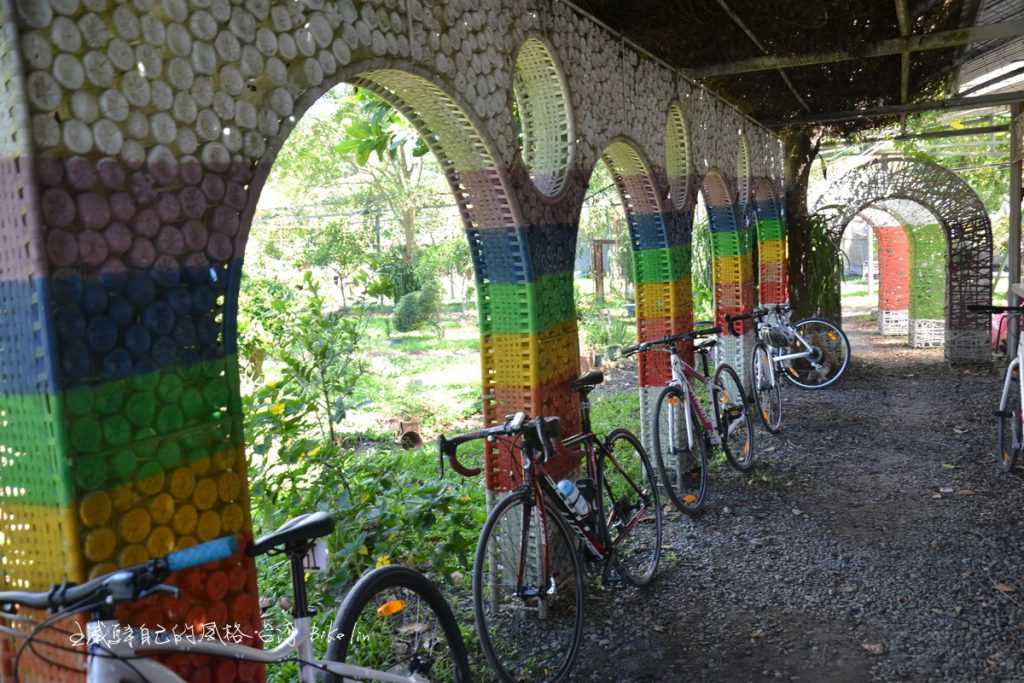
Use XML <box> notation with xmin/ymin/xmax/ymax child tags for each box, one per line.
<box><xmin>166</xmin><ymin>536</ymin><xmax>238</xmax><ymax>572</ymax></box>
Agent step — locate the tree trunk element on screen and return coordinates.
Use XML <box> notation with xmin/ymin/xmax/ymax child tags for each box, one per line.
<box><xmin>783</xmin><ymin>127</ymin><xmax>832</xmax><ymax>321</ymax></box>
<box><xmin>402</xmin><ymin>207</ymin><xmax>417</xmax><ymax>261</ymax></box>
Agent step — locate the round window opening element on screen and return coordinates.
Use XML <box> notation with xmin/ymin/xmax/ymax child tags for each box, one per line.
<box><xmin>513</xmin><ymin>38</ymin><xmax>574</xmax><ymax>198</ymax></box>
<box><xmin>737</xmin><ymin>134</ymin><xmax>751</xmax><ymax>213</ymax></box>
<box><xmin>666</xmin><ymin>102</ymin><xmax>691</xmax><ymax>210</ymax></box>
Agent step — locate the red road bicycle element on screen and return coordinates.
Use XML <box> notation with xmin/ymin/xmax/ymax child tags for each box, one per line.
<box><xmin>439</xmin><ymin>380</ymin><xmax>661</xmax><ymax>682</ymax></box>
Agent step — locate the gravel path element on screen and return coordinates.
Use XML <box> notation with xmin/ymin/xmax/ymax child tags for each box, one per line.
<box><xmin>562</xmin><ymin>316</ymin><xmax>1024</xmax><ymax>682</ymax></box>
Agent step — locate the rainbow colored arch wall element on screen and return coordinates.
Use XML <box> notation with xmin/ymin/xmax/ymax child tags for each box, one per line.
<box><xmin>0</xmin><ymin>1</ymin><xmax>785</xmax><ymax>680</ymax></box>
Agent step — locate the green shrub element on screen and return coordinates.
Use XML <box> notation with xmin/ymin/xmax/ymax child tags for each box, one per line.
<box><xmin>392</xmin><ymin>280</ymin><xmax>442</xmax><ymax>332</ymax></box>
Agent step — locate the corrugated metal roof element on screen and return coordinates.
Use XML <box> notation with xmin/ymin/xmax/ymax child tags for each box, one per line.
<box><xmin>959</xmin><ymin>0</ymin><xmax>1024</xmax><ymax>89</ymax></box>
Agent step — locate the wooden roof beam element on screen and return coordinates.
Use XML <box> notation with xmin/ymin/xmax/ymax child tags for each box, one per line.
<box><xmin>895</xmin><ymin>0</ymin><xmax>912</xmax><ymax>104</ymax></box>
<box><xmin>691</xmin><ymin>19</ymin><xmax>1024</xmax><ymax>79</ymax></box>
<box><xmin>764</xmin><ymin>90</ymin><xmax>1024</xmax><ymax>128</ymax></box>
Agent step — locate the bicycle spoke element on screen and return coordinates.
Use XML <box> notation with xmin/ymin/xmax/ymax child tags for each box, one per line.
<box><xmin>602</xmin><ymin>430</ymin><xmax>661</xmax><ymax>586</ymax></box>
<box><xmin>652</xmin><ymin>386</ymin><xmax>709</xmax><ymax>512</ymax></box>
<box><xmin>474</xmin><ymin>493</ymin><xmax>583</xmax><ymax>681</ymax></box>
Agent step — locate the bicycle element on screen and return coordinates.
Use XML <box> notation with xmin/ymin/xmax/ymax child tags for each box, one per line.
<box><xmin>969</xmin><ymin>298</ymin><xmax>1024</xmax><ymax>471</ymax></box>
<box><xmin>0</xmin><ymin>512</ymin><xmax>470</xmax><ymax>682</ymax></box>
<box><xmin>726</xmin><ymin>307</ymin><xmax>785</xmax><ymax>433</ymax></box>
<box><xmin>730</xmin><ymin>304</ymin><xmax>851</xmax><ymax>398</ymax></box>
<box><xmin>438</xmin><ymin>398</ymin><xmax>661</xmax><ymax>683</ymax></box>
<box><xmin>623</xmin><ymin>325</ymin><xmax>755</xmax><ymax>514</ymax></box>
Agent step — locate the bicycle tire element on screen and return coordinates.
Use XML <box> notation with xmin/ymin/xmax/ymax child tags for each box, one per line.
<box><xmin>712</xmin><ymin>363</ymin><xmax>756</xmax><ymax>472</ymax></box>
<box><xmin>781</xmin><ymin>318</ymin><xmax>851</xmax><ymax>389</ymax></box>
<box><xmin>997</xmin><ymin>364</ymin><xmax>1021</xmax><ymax>472</ymax></box>
<box><xmin>600</xmin><ymin>428</ymin><xmax>662</xmax><ymax>586</ymax></box>
<box><xmin>325</xmin><ymin>564</ymin><xmax>470</xmax><ymax>683</ymax></box>
<box><xmin>651</xmin><ymin>384</ymin><xmax>709</xmax><ymax>513</ymax></box>
<box><xmin>472</xmin><ymin>490</ymin><xmax>584</xmax><ymax>683</ymax></box>
<box><xmin>750</xmin><ymin>341</ymin><xmax>783</xmax><ymax>433</ymax></box>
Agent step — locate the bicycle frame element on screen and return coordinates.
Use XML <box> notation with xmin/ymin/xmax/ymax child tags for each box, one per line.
<box><xmin>664</xmin><ymin>346</ymin><xmax>721</xmax><ymax>452</ymax></box>
<box><xmin>519</xmin><ymin>442</ymin><xmax>608</xmax><ymax>567</ymax></box>
<box><xmin>506</xmin><ymin>419</ymin><xmax>653</xmax><ymax>604</ymax></box>
<box><xmin>79</xmin><ymin>615</ymin><xmax>423</xmax><ymax>683</ymax></box>
<box><xmin>1000</xmin><ymin>325</ymin><xmax>1024</xmax><ymax>426</ymax></box>
<box><xmin>757</xmin><ymin>310</ymin><xmax>817</xmax><ymax>365</ymax></box>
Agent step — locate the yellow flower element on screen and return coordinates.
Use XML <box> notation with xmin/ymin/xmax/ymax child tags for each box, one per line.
<box><xmin>270</xmin><ymin>403</ymin><xmax>285</xmax><ymax>416</ymax></box>
<box><xmin>375</xmin><ymin>554</ymin><xmax>391</xmax><ymax>568</ymax></box>
<box><xmin>308</xmin><ymin>445</ymin><xmax>322</xmax><ymax>457</ymax></box>
<box><xmin>950</xmin><ymin>118</ymin><xmax>964</xmax><ymax>130</ymax></box>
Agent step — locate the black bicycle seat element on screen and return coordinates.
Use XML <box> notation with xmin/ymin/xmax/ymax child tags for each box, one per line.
<box><xmin>249</xmin><ymin>511</ymin><xmax>335</xmax><ymax>556</ymax></box>
<box><xmin>571</xmin><ymin>370</ymin><xmax>604</xmax><ymax>392</ymax></box>
<box><xmin>695</xmin><ymin>339</ymin><xmax>717</xmax><ymax>352</ymax></box>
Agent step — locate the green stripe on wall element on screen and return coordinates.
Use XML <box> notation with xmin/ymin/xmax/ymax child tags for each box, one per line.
<box><xmin>633</xmin><ymin>245</ymin><xmax>690</xmax><ymax>284</ymax></box>
<box><xmin>477</xmin><ymin>273</ymin><xmax>576</xmax><ymax>335</ymax></box>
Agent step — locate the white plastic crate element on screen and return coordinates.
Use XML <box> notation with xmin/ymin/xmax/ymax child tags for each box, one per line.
<box><xmin>909</xmin><ymin>319</ymin><xmax>945</xmax><ymax>348</ymax></box>
<box><xmin>946</xmin><ymin>329</ymin><xmax>991</xmax><ymax>364</ymax></box>
<box><xmin>879</xmin><ymin>309</ymin><xmax>909</xmax><ymax>336</ymax></box>
<box><xmin>715</xmin><ymin>331</ymin><xmax>753</xmax><ymax>387</ymax></box>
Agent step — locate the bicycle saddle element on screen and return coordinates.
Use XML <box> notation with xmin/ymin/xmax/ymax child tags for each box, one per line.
<box><xmin>571</xmin><ymin>370</ymin><xmax>604</xmax><ymax>392</ymax></box>
<box><xmin>695</xmin><ymin>339</ymin><xmax>717</xmax><ymax>351</ymax></box>
<box><xmin>249</xmin><ymin>511</ymin><xmax>335</xmax><ymax>557</ymax></box>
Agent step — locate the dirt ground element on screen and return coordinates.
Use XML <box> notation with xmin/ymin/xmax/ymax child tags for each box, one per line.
<box><xmin>564</xmin><ymin>314</ymin><xmax>1024</xmax><ymax>682</ymax></box>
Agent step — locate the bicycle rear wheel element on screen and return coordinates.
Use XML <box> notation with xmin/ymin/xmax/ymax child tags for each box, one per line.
<box><xmin>472</xmin><ymin>490</ymin><xmax>584</xmax><ymax>682</ymax></box>
<box><xmin>651</xmin><ymin>385</ymin><xmax>709</xmax><ymax>513</ymax></box>
<box><xmin>325</xmin><ymin>565</ymin><xmax>470</xmax><ymax>683</ymax></box>
<box><xmin>750</xmin><ymin>342</ymin><xmax>783</xmax><ymax>433</ymax></box>
<box><xmin>712</xmin><ymin>363</ymin><xmax>756</xmax><ymax>472</ymax></box>
<box><xmin>781</xmin><ymin>318</ymin><xmax>851</xmax><ymax>389</ymax></box>
<box><xmin>997</xmin><ymin>363</ymin><xmax>1021</xmax><ymax>472</ymax></box>
<box><xmin>600</xmin><ymin>428</ymin><xmax>662</xmax><ymax>586</ymax></box>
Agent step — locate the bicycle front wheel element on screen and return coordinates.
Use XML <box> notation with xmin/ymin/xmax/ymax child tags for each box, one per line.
<box><xmin>651</xmin><ymin>384</ymin><xmax>709</xmax><ymax>513</ymax></box>
<box><xmin>325</xmin><ymin>565</ymin><xmax>470</xmax><ymax>683</ymax></box>
<box><xmin>782</xmin><ymin>318</ymin><xmax>851</xmax><ymax>389</ymax></box>
<box><xmin>713</xmin><ymin>363</ymin><xmax>756</xmax><ymax>472</ymax></box>
<box><xmin>750</xmin><ymin>342</ymin><xmax>783</xmax><ymax>433</ymax></box>
<box><xmin>472</xmin><ymin>491</ymin><xmax>584</xmax><ymax>682</ymax></box>
<box><xmin>997</xmin><ymin>363</ymin><xmax>1021</xmax><ymax>472</ymax></box>
<box><xmin>601</xmin><ymin>428</ymin><xmax>662</xmax><ymax>586</ymax></box>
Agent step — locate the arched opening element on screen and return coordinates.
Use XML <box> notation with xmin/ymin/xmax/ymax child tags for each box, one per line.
<box><xmin>840</xmin><ymin>203</ymin><xmax>949</xmax><ymax>354</ymax></box>
<box><xmin>666</xmin><ymin>102</ymin><xmax>692</xmax><ymax>212</ymax></box>
<box><xmin>594</xmin><ymin>139</ymin><xmax>689</xmax><ymax>448</ymax></box>
<box><xmin>736</xmin><ymin>134</ymin><xmax>752</xmax><ymax>216</ymax></box>
<box><xmin>512</xmin><ymin>37</ymin><xmax>574</xmax><ymax>198</ymax></box>
<box><xmin>240</xmin><ymin>78</ymin><xmax>491</xmax><ymax>608</ymax></box>
<box><xmin>815</xmin><ymin>157</ymin><xmax>992</xmax><ymax>363</ymax></box>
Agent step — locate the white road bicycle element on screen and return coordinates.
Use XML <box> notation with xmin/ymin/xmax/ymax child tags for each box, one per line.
<box><xmin>727</xmin><ymin>304</ymin><xmax>852</xmax><ymax>434</ymax></box>
<box><xmin>970</xmin><ymin>293</ymin><xmax>1024</xmax><ymax>472</ymax></box>
<box><xmin>0</xmin><ymin>512</ymin><xmax>470</xmax><ymax>682</ymax></box>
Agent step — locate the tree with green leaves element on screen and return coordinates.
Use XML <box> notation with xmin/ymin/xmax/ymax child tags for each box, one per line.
<box><xmin>271</xmin><ymin>87</ymin><xmax>452</xmax><ymax>264</ymax></box>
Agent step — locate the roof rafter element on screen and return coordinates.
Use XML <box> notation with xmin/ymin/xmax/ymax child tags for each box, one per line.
<box><xmin>691</xmin><ymin>18</ymin><xmax>1024</xmax><ymax>79</ymax></box>
<box><xmin>712</xmin><ymin>0</ymin><xmax>811</xmax><ymax>111</ymax></box>
<box><xmin>895</xmin><ymin>0</ymin><xmax>912</xmax><ymax>104</ymax></box>
<box><xmin>765</xmin><ymin>89</ymin><xmax>1024</xmax><ymax>128</ymax></box>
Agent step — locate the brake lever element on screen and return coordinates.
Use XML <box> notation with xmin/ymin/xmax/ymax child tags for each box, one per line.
<box><xmin>136</xmin><ymin>584</ymin><xmax>180</xmax><ymax>602</ymax></box>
